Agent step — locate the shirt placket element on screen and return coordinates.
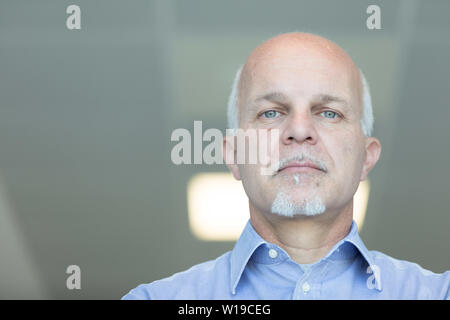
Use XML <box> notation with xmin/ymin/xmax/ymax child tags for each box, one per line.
<box><xmin>292</xmin><ymin>261</ymin><xmax>331</xmax><ymax>300</ymax></box>
<box><xmin>293</xmin><ymin>267</ymin><xmax>313</xmax><ymax>300</ymax></box>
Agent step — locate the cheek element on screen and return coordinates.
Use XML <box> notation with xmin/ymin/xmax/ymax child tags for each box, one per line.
<box><xmin>328</xmin><ymin>136</ymin><xmax>363</xmax><ymax>175</ymax></box>
<box><xmin>239</xmin><ymin>164</ymin><xmax>277</xmax><ymax>207</ymax></box>
<box><xmin>343</xmin><ymin>143</ymin><xmax>356</xmax><ymax>158</ymax></box>
<box><xmin>239</xmin><ymin>164</ymin><xmax>266</xmax><ymax>192</ymax></box>
<box><xmin>340</xmin><ymin>138</ymin><xmax>366</xmax><ymax>182</ymax></box>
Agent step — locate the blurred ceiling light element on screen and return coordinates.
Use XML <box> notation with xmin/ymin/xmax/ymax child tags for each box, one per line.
<box><xmin>354</xmin><ymin>179</ymin><xmax>370</xmax><ymax>231</ymax></box>
<box><xmin>188</xmin><ymin>172</ymin><xmax>370</xmax><ymax>241</ymax></box>
<box><xmin>187</xmin><ymin>172</ymin><xmax>249</xmax><ymax>241</ymax></box>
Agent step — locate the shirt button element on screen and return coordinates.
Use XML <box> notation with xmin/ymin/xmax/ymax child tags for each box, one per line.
<box><xmin>302</xmin><ymin>282</ymin><xmax>311</xmax><ymax>293</ymax></box>
<box><xmin>268</xmin><ymin>249</ymin><xmax>278</xmax><ymax>259</ymax></box>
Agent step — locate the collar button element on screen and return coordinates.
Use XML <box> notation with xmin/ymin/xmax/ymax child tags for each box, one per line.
<box><xmin>268</xmin><ymin>248</ymin><xmax>278</xmax><ymax>259</ymax></box>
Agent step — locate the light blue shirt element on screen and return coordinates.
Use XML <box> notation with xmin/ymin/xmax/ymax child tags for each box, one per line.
<box><xmin>122</xmin><ymin>220</ymin><xmax>450</xmax><ymax>299</ymax></box>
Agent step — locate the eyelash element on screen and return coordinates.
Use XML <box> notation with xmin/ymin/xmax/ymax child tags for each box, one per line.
<box><xmin>259</xmin><ymin>109</ymin><xmax>342</xmax><ymax>120</ymax></box>
<box><xmin>320</xmin><ymin>110</ymin><xmax>341</xmax><ymax>119</ymax></box>
<box><xmin>260</xmin><ymin>110</ymin><xmax>280</xmax><ymax>119</ymax></box>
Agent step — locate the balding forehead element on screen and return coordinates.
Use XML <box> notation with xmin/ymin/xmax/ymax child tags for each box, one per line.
<box><xmin>238</xmin><ymin>32</ymin><xmax>362</xmax><ymax>112</ymax></box>
<box><xmin>245</xmin><ymin>33</ymin><xmax>357</xmax><ymax>75</ymax></box>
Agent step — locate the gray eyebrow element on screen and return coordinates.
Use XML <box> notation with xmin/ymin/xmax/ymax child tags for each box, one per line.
<box><xmin>254</xmin><ymin>92</ymin><xmax>290</xmax><ymax>105</ymax></box>
<box><xmin>254</xmin><ymin>92</ymin><xmax>350</xmax><ymax>109</ymax></box>
<box><xmin>313</xmin><ymin>94</ymin><xmax>349</xmax><ymax>106</ymax></box>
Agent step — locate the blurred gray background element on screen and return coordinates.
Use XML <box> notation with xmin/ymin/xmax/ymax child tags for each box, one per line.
<box><xmin>0</xmin><ymin>0</ymin><xmax>449</xmax><ymax>299</ymax></box>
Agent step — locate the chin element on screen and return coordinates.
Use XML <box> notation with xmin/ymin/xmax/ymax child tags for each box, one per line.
<box><xmin>270</xmin><ymin>191</ymin><xmax>327</xmax><ymax>218</ymax></box>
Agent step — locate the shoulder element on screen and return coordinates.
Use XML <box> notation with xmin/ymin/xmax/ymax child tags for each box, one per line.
<box><xmin>370</xmin><ymin>250</ymin><xmax>450</xmax><ymax>299</ymax></box>
<box><xmin>121</xmin><ymin>251</ymin><xmax>232</xmax><ymax>300</ymax></box>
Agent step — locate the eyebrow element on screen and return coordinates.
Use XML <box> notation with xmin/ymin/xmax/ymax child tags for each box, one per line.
<box><xmin>313</xmin><ymin>93</ymin><xmax>349</xmax><ymax>108</ymax></box>
<box><xmin>254</xmin><ymin>91</ymin><xmax>350</xmax><ymax>111</ymax></box>
<box><xmin>254</xmin><ymin>92</ymin><xmax>289</xmax><ymax>105</ymax></box>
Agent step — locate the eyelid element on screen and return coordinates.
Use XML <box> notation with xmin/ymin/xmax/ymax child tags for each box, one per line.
<box><xmin>258</xmin><ymin>108</ymin><xmax>283</xmax><ymax>118</ymax></box>
<box><xmin>257</xmin><ymin>107</ymin><xmax>343</xmax><ymax>119</ymax></box>
<box><xmin>320</xmin><ymin>110</ymin><xmax>343</xmax><ymax>120</ymax></box>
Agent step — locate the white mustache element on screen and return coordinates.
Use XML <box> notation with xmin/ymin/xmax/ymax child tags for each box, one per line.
<box><xmin>272</xmin><ymin>154</ymin><xmax>327</xmax><ymax>175</ymax></box>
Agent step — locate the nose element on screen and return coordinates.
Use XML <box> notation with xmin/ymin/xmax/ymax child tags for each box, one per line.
<box><xmin>281</xmin><ymin>110</ymin><xmax>318</xmax><ymax>146</ymax></box>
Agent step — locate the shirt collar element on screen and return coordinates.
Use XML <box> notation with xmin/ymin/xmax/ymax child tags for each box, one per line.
<box><xmin>230</xmin><ymin>219</ymin><xmax>382</xmax><ymax>295</ymax></box>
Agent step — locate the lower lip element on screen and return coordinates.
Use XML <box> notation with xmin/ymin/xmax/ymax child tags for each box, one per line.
<box><xmin>279</xmin><ymin>166</ymin><xmax>322</xmax><ymax>173</ymax></box>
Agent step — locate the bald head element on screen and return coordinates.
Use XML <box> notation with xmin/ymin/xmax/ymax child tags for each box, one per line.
<box><xmin>228</xmin><ymin>32</ymin><xmax>373</xmax><ymax>136</ymax></box>
<box><xmin>243</xmin><ymin>33</ymin><xmax>359</xmax><ymax>72</ymax></box>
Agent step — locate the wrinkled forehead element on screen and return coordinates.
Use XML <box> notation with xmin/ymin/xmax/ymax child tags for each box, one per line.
<box><xmin>239</xmin><ymin>40</ymin><xmax>362</xmax><ymax>115</ymax></box>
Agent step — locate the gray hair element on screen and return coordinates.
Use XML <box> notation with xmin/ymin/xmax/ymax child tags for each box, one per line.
<box><xmin>227</xmin><ymin>66</ymin><xmax>374</xmax><ymax>137</ymax></box>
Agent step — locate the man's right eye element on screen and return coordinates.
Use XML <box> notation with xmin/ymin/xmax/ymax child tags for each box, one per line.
<box><xmin>261</xmin><ymin>110</ymin><xmax>280</xmax><ymax>119</ymax></box>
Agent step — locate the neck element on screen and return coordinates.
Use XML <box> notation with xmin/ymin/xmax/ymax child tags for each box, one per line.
<box><xmin>249</xmin><ymin>200</ymin><xmax>354</xmax><ymax>264</ymax></box>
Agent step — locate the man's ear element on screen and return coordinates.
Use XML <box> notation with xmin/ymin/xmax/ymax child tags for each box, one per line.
<box><xmin>223</xmin><ymin>135</ymin><xmax>241</xmax><ymax>180</ymax></box>
<box><xmin>360</xmin><ymin>137</ymin><xmax>381</xmax><ymax>181</ymax></box>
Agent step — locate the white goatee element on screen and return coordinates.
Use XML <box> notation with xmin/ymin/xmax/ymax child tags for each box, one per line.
<box><xmin>271</xmin><ymin>191</ymin><xmax>326</xmax><ymax>217</ymax></box>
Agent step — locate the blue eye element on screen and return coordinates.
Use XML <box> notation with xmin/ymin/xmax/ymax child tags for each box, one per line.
<box><xmin>321</xmin><ymin>110</ymin><xmax>339</xmax><ymax>119</ymax></box>
<box><xmin>262</xmin><ymin>110</ymin><xmax>280</xmax><ymax>119</ymax></box>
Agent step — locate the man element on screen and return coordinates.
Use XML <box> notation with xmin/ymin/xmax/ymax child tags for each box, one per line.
<box><xmin>122</xmin><ymin>32</ymin><xmax>450</xmax><ymax>299</ymax></box>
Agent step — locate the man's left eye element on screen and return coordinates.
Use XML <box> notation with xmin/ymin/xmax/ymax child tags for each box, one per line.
<box><xmin>321</xmin><ymin>110</ymin><xmax>339</xmax><ymax>119</ymax></box>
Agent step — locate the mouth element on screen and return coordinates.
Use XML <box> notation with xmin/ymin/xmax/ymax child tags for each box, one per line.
<box><xmin>277</xmin><ymin>161</ymin><xmax>325</xmax><ymax>174</ymax></box>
